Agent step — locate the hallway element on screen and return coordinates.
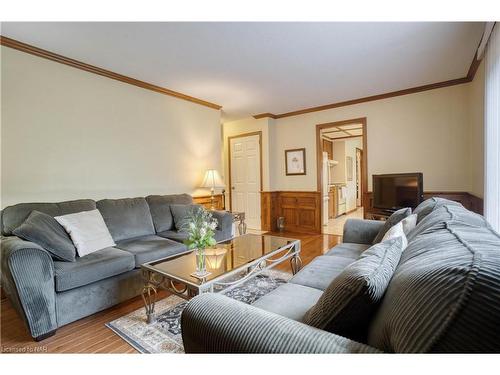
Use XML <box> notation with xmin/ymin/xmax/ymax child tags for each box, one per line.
<box><xmin>323</xmin><ymin>207</ymin><xmax>364</xmax><ymax>236</ymax></box>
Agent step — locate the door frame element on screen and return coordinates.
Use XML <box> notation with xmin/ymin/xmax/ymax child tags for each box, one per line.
<box><xmin>227</xmin><ymin>131</ymin><xmax>264</xmax><ymax>212</ymax></box>
<box><xmin>315</xmin><ymin>117</ymin><xmax>368</xmax><ymax>226</ymax></box>
<box><xmin>355</xmin><ymin>147</ymin><xmax>363</xmax><ymax>207</ymax></box>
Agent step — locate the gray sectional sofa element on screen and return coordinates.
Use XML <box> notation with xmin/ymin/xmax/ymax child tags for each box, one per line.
<box><xmin>181</xmin><ymin>198</ymin><xmax>500</xmax><ymax>353</ymax></box>
<box><xmin>0</xmin><ymin>194</ymin><xmax>232</xmax><ymax>340</ymax></box>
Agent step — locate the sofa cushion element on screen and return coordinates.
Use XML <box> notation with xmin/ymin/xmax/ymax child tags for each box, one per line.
<box><xmin>146</xmin><ymin>194</ymin><xmax>193</xmax><ymax>233</ymax></box>
<box><xmin>53</xmin><ymin>247</ymin><xmax>135</xmax><ymax>292</ymax></box>
<box><xmin>412</xmin><ymin>197</ymin><xmax>463</xmax><ymax>223</ymax></box>
<box><xmin>368</xmin><ymin>221</ymin><xmax>500</xmax><ymax>353</ymax></box>
<box><xmin>96</xmin><ymin>198</ymin><xmax>155</xmax><ymax>242</ymax></box>
<box><xmin>1</xmin><ymin>199</ymin><xmax>96</xmax><ymax>236</ymax></box>
<box><xmin>289</xmin><ymin>256</ymin><xmax>355</xmax><ymax>291</ymax></box>
<box><xmin>55</xmin><ymin>209</ymin><xmax>116</xmax><ymax>257</ymax></box>
<box><xmin>372</xmin><ymin>207</ymin><xmax>412</xmax><ymax>244</ymax></box>
<box><xmin>325</xmin><ymin>243</ymin><xmax>371</xmax><ymax>259</ymax></box>
<box><xmin>13</xmin><ymin>210</ymin><xmax>76</xmax><ymax>262</ymax></box>
<box><xmin>158</xmin><ymin>229</ymin><xmax>228</xmax><ymax>243</ymax></box>
<box><xmin>157</xmin><ymin>230</ymin><xmax>190</xmax><ymax>243</ymax></box>
<box><xmin>303</xmin><ymin>237</ymin><xmax>404</xmax><ymax>343</ymax></box>
<box><xmin>170</xmin><ymin>204</ymin><xmax>203</xmax><ymax>231</ymax></box>
<box><xmin>252</xmin><ymin>283</ymin><xmax>323</xmax><ymax>321</ymax></box>
<box><xmin>115</xmin><ymin>234</ymin><xmax>187</xmax><ymax>266</ymax></box>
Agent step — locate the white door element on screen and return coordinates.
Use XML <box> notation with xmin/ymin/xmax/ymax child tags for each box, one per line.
<box><xmin>230</xmin><ymin>134</ymin><xmax>261</xmax><ymax>229</ymax></box>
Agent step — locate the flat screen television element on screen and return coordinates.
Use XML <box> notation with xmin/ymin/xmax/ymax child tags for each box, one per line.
<box><xmin>373</xmin><ymin>173</ymin><xmax>423</xmax><ymax>211</ymax></box>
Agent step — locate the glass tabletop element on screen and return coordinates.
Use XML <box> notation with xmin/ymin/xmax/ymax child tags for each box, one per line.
<box><xmin>143</xmin><ymin>233</ymin><xmax>299</xmax><ymax>286</ymax></box>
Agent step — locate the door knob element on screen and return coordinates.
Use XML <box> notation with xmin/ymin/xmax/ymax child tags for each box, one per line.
<box><xmin>232</xmin><ymin>186</ymin><xmax>235</xmax><ymax>190</ymax></box>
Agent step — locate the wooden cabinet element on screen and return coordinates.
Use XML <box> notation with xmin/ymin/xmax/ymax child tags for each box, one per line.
<box><xmin>328</xmin><ymin>188</ymin><xmax>337</xmax><ymax>219</ymax></box>
<box><xmin>322</xmin><ymin>139</ymin><xmax>333</xmax><ymax>160</ymax></box>
<box><xmin>278</xmin><ymin>192</ymin><xmax>321</xmax><ymax>234</ymax></box>
<box><xmin>193</xmin><ymin>194</ymin><xmax>224</xmax><ymax>210</ymax></box>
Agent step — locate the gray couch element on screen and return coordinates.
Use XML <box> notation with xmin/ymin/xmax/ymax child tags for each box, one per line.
<box><xmin>0</xmin><ymin>194</ymin><xmax>233</xmax><ymax>341</ymax></box>
<box><xmin>181</xmin><ymin>198</ymin><xmax>500</xmax><ymax>353</ymax></box>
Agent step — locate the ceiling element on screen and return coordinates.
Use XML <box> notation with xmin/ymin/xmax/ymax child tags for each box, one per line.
<box><xmin>1</xmin><ymin>22</ymin><xmax>485</xmax><ymax>121</ymax></box>
<box><xmin>321</xmin><ymin>123</ymin><xmax>363</xmax><ymax>140</ymax></box>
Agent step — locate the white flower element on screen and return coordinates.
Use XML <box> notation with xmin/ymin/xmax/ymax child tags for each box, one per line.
<box><xmin>209</xmin><ymin>221</ymin><xmax>217</xmax><ymax>230</ymax></box>
<box><xmin>200</xmin><ymin>227</ymin><xmax>206</xmax><ymax>236</ymax></box>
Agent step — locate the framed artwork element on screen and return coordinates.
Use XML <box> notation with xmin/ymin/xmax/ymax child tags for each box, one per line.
<box><xmin>285</xmin><ymin>148</ymin><xmax>306</xmax><ymax>175</ymax></box>
<box><xmin>346</xmin><ymin>156</ymin><xmax>353</xmax><ymax>181</ymax></box>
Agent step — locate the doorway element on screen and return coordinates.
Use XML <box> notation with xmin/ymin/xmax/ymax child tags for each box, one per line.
<box><xmin>316</xmin><ymin>118</ymin><xmax>367</xmax><ymax>235</ymax></box>
<box><xmin>228</xmin><ymin>132</ymin><xmax>263</xmax><ymax>230</ymax></box>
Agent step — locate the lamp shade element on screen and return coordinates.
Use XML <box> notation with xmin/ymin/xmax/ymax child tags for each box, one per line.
<box><xmin>200</xmin><ymin>169</ymin><xmax>225</xmax><ymax>189</ymax></box>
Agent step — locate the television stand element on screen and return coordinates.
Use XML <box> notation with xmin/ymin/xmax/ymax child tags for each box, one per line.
<box><xmin>366</xmin><ymin>208</ymin><xmax>394</xmax><ymax>221</ymax></box>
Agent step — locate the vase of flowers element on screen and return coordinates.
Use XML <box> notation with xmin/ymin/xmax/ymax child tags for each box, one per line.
<box><xmin>182</xmin><ymin>207</ymin><xmax>218</xmax><ymax>278</ymax></box>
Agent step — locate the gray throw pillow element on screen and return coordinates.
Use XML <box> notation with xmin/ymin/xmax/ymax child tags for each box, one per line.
<box><xmin>170</xmin><ymin>204</ymin><xmax>203</xmax><ymax>231</ymax></box>
<box><xmin>302</xmin><ymin>237</ymin><xmax>404</xmax><ymax>342</ymax></box>
<box><xmin>372</xmin><ymin>207</ymin><xmax>412</xmax><ymax>244</ymax></box>
<box><xmin>13</xmin><ymin>210</ymin><xmax>76</xmax><ymax>262</ymax></box>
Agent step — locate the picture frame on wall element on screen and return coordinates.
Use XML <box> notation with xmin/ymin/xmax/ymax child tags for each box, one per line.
<box><xmin>346</xmin><ymin>156</ymin><xmax>353</xmax><ymax>181</ymax></box>
<box><xmin>285</xmin><ymin>148</ymin><xmax>306</xmax><ymax>175</ymax></box>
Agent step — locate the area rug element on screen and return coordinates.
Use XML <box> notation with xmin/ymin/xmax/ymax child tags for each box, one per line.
<box><xmin>106</xmin><ymin>269</ymin><xmax>291</xmax><ymax>353</ymax></box>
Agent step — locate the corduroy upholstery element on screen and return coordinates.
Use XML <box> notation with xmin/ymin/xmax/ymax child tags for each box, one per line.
<box><xmin>1</xmin><ymin>199</ymin><xmax>96</xmax><ymax>236</ymax></box>
<box><xmin>368</xmin><ymin>214</ymin><xmax>500</xmax><ymax>352</ymax></box>
<box><xmin>182</xmin><ymin>198</ymin><xmax>500</xmax><ymax>353</ymax></box>
<box><xmin>146</xmin><ymin>194</ymin><xmax>193</xmax><ymax>233</ymax></box>
<box><xmin>0</xmin><ymin>237</ymin><xmax>57</xmax><ymax>340</ymax></box>
<box><xmin>1</xmin><ymin>194</ymin><xmax>234</xmax><ymax>340</ymax></box>
<box><xmin>302</xmin><ymin>238</ymin><xmax>403</xmax><ymax>343</ymax></box>
<box><xmin>342</xmin><ymin>219</ymin><xmax>384</xmax><ymax>245</ymax></box>
<box><xmin>181</xmin><ymin>293</ymin><xmax>380</xmax><ymax>353</ymax></box>
<box><xmin>96</xmin><ymin>197</ymin><xmax>156</xmax><ymax>242</ymax></box>
<box><xmin>372</xmin><ymin>207</ymin><xmax>412</xmax><ymax>244</ymax></box>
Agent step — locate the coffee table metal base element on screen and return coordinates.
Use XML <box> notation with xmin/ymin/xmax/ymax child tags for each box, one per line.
<box><xmin>141</xmin><ymin>239</ymin><xmax>302</xmax><ymax>324</ymax></box>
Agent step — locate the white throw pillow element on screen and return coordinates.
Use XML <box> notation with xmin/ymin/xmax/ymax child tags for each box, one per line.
<box><xmin>55</xmin><ymin>209</ymin><xmax>116</xmax><ymax>257</ymax></box>
<box><xmin>381</xmin><ymin>221</ymin><xmax>408</xmax><ymax>250</ymax></box>
<box><xmin>400</xmin><ymin>213</ymin><xmax>417</xmax><ymax>235</ymax></box>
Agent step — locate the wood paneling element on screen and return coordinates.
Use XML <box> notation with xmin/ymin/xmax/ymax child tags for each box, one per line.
<box><xmin>1</xmin><ymin>231</ymin><xmax>341</xmax><ymax>353</ymax></box>
<box><xmin>261</xmin><ymin>191</ymin><xmax>321</xmax><ymax>234</ymax></box>
<box><xmin>364</xmin><ymin>191</ymin><xmax>484</xmax><ymax>218</ymax></box>
<box><xmin>322</xmin><ymin>139</ymin><xmax>333</xmax><ymax>159</ymax></box>
<box><xmin>260</xmin><ymin>191</ymin><xmax>279</xmax><ymax>231</ymax></box>
<box><xmin>193</xmin><ymin>194</ymin><xmax>224</xmax><ymax>210</ymax></box>
<box><xmin>0</xmin><ymin>36</ymin><xmax>222</xmax><ymax>110</ymax></box>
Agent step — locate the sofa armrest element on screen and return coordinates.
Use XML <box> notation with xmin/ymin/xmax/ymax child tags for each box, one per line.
<box><xmin>1</xmin><ymin>236</ymin><xmax>57</xmax><ymax>340</ymax></box>
<box><xmin>211</xmin><ymin>210</ymin><xmax>233</xmax><ymax>238</ymax></box>
<box><xmin>181</xmin><ymin>293</ymin><xmax>380</xmax><ymax>353</ymax></box>
<box><xmin>342</xmin><ymin>219</ymin><xmax>384</xmax><ymax>245</ymax></box>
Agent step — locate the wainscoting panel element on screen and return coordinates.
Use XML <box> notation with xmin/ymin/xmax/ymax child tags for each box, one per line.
<box><xmin>261</xmin><ymin>191</ymin><xmax>321</xmax><ymax>234</ymax></box>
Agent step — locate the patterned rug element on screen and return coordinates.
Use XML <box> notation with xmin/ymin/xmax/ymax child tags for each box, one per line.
<box><xmin>106</xmin><ymin>269</ymin><xmax>291</xmax><ymax>353</ymax></box>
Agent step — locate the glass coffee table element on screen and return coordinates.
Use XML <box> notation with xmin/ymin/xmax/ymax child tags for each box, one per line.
<box><xmin>140</xmin><ymin>233</ymin><xmax>302</xmax><ymax>324</ymax></box>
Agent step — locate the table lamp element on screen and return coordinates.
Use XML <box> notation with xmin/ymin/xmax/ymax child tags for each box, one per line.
<box><xmin>200</xmin><ymin>169</ymin><xmax>226</xmax><ymax>210</ymax></box>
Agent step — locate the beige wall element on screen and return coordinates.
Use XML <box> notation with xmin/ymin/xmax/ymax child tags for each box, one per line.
<box><xmin>1</xmin><ymin>47</ymin><xmax>222</xmax><ymax>208</ymax></box>
<box><xmin>224</xmin><ymin>77</ymin><xmax>485</xmax><ymax>196</ymax></box>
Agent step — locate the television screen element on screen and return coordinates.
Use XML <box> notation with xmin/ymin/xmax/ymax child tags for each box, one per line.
<box><xmin>373</xmin><ymin>173</ymin><xmax>423</xmax><ymax>210</ymax></box>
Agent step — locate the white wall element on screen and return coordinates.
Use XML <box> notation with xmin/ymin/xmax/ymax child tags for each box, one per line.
<box><xmin>1</xmin><ymin>47</ymin><xmax>222</xmax><ymax>208</ymax></box>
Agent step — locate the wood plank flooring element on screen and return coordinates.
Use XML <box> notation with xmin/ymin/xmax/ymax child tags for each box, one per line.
<box><xmin>0</xmin><ymin>232</ymin><xmax>340</xmax><ymax>353</ymax></box>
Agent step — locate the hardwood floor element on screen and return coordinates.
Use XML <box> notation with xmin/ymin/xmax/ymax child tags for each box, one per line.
<box><xmin>0</xmin><ymin>232</ymin><xmax>341</xmax><ymax>354</ymax></box>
